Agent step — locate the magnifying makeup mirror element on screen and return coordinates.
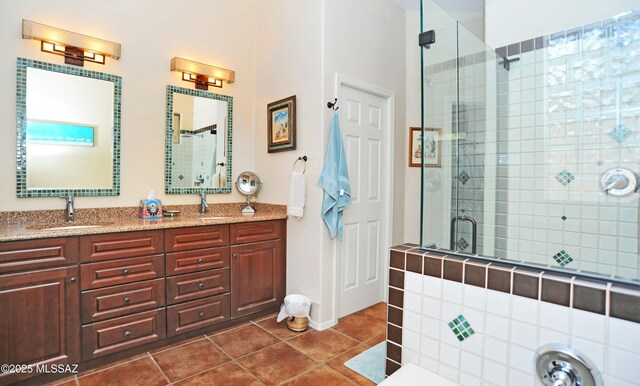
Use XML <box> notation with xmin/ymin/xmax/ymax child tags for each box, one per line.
<box><xmin>236</xmin><ymin>171</ymin><xmax>262</xmax><ymax>215</ymax></box>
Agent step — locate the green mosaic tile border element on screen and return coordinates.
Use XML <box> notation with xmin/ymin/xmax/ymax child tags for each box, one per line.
<box><xmin>16</xmin><ymin>58</ymin><xmax>122</xmax><ymax>198</ymax></box>
<box><xmin>165</xmin><ymin>85</ymin><xmax>233</xmax><ymax>195</ymax></box>
<box><xmin>448</xmin><ymin>315</ymin><xmax>475</xmax><ymax>342</ymax></box>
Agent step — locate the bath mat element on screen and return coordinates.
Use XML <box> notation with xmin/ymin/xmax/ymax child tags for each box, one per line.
<box><xmin>344</xmin><ymin>342</ymin><xmax>386</xmax><ymax>384</ymax></box>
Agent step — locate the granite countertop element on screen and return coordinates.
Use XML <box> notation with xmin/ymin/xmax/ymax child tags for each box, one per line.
<box><xmin>0</xmin><ymin>203</ymin><xmax>287</xmax><ymax>242</ymax></box>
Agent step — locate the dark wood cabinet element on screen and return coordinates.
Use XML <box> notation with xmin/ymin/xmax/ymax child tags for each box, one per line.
<box><xmin>231</xmin><ymin>239</ymin><xmax>285</xmax><ymax>318</ymax></box>
<box><xmin>0</xmin><ymin>219</ymin><xmax>285</xmax><ymax>384</ymax></box>
<box><xmin>0</xmin><ymin>266</ymin><xmax>80</xmax><ymax>385</ymax></box>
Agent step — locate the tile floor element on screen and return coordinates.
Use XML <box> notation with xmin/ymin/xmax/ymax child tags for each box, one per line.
<box><xmin>49</xmin><ymin>302</ymin><xmax>387</xmax><ymax>386</ymax></box>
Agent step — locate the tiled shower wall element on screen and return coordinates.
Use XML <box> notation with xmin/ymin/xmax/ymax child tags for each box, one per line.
<box><xmin>493</xmin><ymin>12</ymin><xmax>640</xmax><ymax>278</ymax></box>
<box><xmin>386</xmin><ymin>245</ymin><xmax>640</xmax><ymax>386</ymax></box>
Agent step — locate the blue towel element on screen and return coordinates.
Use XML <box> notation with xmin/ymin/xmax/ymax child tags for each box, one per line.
<box><xmin>318</xmin><ymin>113</ymin><xmax>351</xmax><ymax>239</ymax></box>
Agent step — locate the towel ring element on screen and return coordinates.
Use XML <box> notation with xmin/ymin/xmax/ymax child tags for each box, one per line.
<box><xmin>293</xmin><ymin>156</ymin><xmax>307</xmax><ymax>174</ymax></box>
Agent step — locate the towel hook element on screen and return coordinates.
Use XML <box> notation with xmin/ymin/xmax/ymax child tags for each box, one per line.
<box><xmin>293</xmin><ymin>156</ymin><xmax>307</xmax><ymax>174</ymax></box>
<box><xmin>327</xmin><ymin>98</ymin><xmax>339</xmax><ymax>110</ymax></box>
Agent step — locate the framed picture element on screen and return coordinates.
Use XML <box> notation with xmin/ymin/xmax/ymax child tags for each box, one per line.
<box><xmin>267</xmin><ymin>95</ymin><xmax>296</xmax><ymax>153</ymax></box>
<box><xmin>409</xmin><ymin>127</ymin><xmax>441</xmax><ymax>167</ymax></box>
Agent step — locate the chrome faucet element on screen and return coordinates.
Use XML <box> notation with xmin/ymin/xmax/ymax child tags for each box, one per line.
<box><xmin>198</xmin><ymin>190</ymin><xmax>208</xmax><ymax>214</ymax></box>
<box><xmin>61</xmin><ymin>195</ymin><xmax>75</xmax><ymax>222</ymax></box>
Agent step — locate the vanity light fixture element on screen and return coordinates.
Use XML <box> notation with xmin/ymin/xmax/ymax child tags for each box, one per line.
<box><xmin>170</xmin><ymin>57</ymin><xmax>235</xmax><ymax>90</ymax></box>
<box><xmin>22</xmin><ymin>19</ymin><xmax>121</xmax><ymax>67</ymax></box>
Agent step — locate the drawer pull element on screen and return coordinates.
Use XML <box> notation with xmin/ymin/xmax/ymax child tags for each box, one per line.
<box><xmin>197</xmin><ymin>258</ymin><xmax>204</xmax><ymax>264</ymax></box>
<box><xmin>233</xmin><ymin>253</ymin><xmax>239</xmax><ymax>259</ymax></box>
<box><xmin>122</xmin><ymin>269</ymin><xmax>130</xmax><ymax>276</ymax></box>
<box><xmin>123</xmin><ymin>297</ymin><xmax>130</xmax><ymax>304</ymax></box>
<box><xmin>198</xmin><ymin>282</ymin><xmax>205</xmax><ymax>289</ymax></box>
<box><xmin>124</xmin><ymin>330</ymin><xmax>132</xmax><ymax>338</ymax></box>
<box><xmin>199</xmin><ymin>311</ymin><xmax>205</xmax><ymax>319</ymax></box>
<box><xmin>69</xmin><ymin>276</ymin><xmax>76</xmax><ymax>283</ymax></box>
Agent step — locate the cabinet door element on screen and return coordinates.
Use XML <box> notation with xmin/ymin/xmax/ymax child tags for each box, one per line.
<box><xmin>0</xmin><ymin>267</ymin><xmax>80</xmax><ymax>385</ymax></box>
<box><xmin>230</xmin><ymin>240</ymin><xmax>284</xmax><ymax>318</ymax></box>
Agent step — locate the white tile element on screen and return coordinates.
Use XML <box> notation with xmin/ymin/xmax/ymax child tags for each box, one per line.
<box><xmin>461</xmin><ymin>331</ymin><xmax>483</xmax><ymax>355</ymax></box>
<box><xmin>442</xmin><ymin>280</ymin><xmax>464</xmax><ymax>304</ymax></box>
<box><xmin>509</xmin><ymin>369</ymin><xmax>537</xmax><ymax>386</ymax></box>
<box><xmin>463</xmin><ymin>308</ymin><xmax>485</xmax><ymax>334</ymax></box>
<box><xmin>459</xmin><ymin>373</ymin><xmax>483</xmax><ymax>386</ymax></box>
<box><xmin>421</xmin><ymin>316</ymin><xmax>440</xmax><ymax>339</ymax></box>
<box><xmin>511</xmin><ymin>296</ymin><xmax>539</xmax><ymax>323</ymax></box>
<box><xmin>484</xmin><ymin>336</ymin><xmax>509</xmax><ymax>363</ymax></box>
<box><xmin>511</xmin><ymin>320</ymin><xmax>538</xmax><ymax>348</ymax></box>
<box><xmin>405</xmin><ymin>291</ymin><xmax>422</xmax><ymax>313</ymax></box>
<box><xmin>464</xmin><ymin>285</ymin><xmax>487</xmax><ymax>310</ymax></box>
<box><xmin>538</xmin><ymin>327</ymin><xmax>570</xmax><ymax>346</ymax></box>
<box><xmin>424</xmin><ymin>275</ymin><xmax>442</xmax><ymax>298</ymax></box>
<box><xmin>483</xmin><ymin>359</ymin><xmax>508</xmax><ymax>386</ymax></box>
<box><xmin>609</xmin><ymin>317</ymin><xmax>640</xmax><ymax>354</ymax></box>
<box><xmin>419</xmin><ymin>355</ymin><xmax>438</xmax><ymax>372</ymax></box>
<box><xmin>539</xmin><ymin>302</ymin><xmax>570</xmax><ymax>333</ymax></box>
<box><xmin>405</xmin><ymin>272</ymin><xmax>422</xmax><ymax>293</ymax></box>
<box><xmin>439</xmin><ymin>344</ymin><xmax>460</xmax><ymax>368</ymax></box>
<box><xmin>404</xmin><ymin>329</ymin><xmax>420</xmax><ymax>352</ymax></box>
<box><xmin>461</xmin><ymin>351</ymin><xmax>482</xmax><ymax>377</ymax></box>
<box><xmin>606</xmin><ymin>375</ymin><xmax>639</xmax><ymax>386</ymax></box>
<box><xmin>570</xmin><ymin>337</ymin><xmax>605</xmax><ymax>373</ymax></box>
<box><xmin>441</xmin><ymin>302</ymin><xmax>464</xmax><ymax>324</ymax></box>
<box><xmin>422</xmin><ymin>296</ymin><xmax>441</xmax><ymax>319</ymax></box>
<box><xmin>437</xmin><ymin>364</ymin><xmax>460</xmax><ymax>383</ymax></box>
<box><xmin>485</xmin><ymin>314</ymin><xmax>510</xmax><ymax>340</ymax></box>
<box><xmin>404</xmin><ymin>310</ymin><xmax>421</xmax><ymax>333</ymax></box>
<box><xmin>508</xmin><ymin>344</ymin><xmax>536</xmax><ymax>374</ymax></box>
<box><xmin>420</xmin><ymin>336</ymin><xmax>438</xmax><ymax>359</ymax></box>
<box><xmin>608</xmin><ymin>347</ymin><xmax>640</xmax><ymax>383</ymax></box>
<box><xmin>571</xmin><ymin>309</ymin><xmax>606</xmax><ymax>343</ymax></box>
<box><xmin>486</xmin><ymin>290</ymin><xmax>511</xmax><ymax>317</ymax></box>
<box><xmin>401</xmin><ymin>347</ymin><xmax>420</xmax><ymax>365</ymax></box>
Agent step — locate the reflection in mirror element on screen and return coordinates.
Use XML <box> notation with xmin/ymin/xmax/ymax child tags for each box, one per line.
<box><xmin>16</xmin><ymin>58</ymin><xmax>121</xmax><ymax>197</ymax></box>
<box><xmin>236</xmin><ymin>171</ymin><xmax>261</xmax><ymax>215</ymax></box>
<box><xmin>165</xmin><ymin>85</ymin><xmax>232</xmax><ymax>194</ymax></box>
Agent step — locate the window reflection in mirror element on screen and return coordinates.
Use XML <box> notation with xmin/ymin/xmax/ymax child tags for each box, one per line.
<box><xmin>16</xmin><ymin>58</ymin><xmax>121</xmax><ymax>197</ymax></box>
<box><xmin>165</xmin><ymin>86</ymin><xmax>232</xmax><ymax>194</ymax></box>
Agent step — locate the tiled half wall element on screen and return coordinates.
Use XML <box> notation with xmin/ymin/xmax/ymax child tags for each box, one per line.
<box><xmin>385</xmin><ymin>244</ymin><xmax>640</xmax><ymax>386</ymax></box>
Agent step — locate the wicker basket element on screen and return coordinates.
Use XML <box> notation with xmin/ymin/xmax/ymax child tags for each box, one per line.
<box><xmin>286</xmin><ymin>316</ymin><xmax>309</xmax><ymax>332</ymax></box>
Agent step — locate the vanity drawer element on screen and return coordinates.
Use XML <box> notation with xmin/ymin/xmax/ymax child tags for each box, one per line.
<box><xmin>230</xmin><ymin>220</ymin><xmax>283</xmax><ymax>244</ymax></box>
<box><xmin>81</xmin><ymin>278</ymin><xmax>165</xmax><ymax>323</ymax></box>
<box><xmin>166</xmin><ymin>246</ymin><xmax>229</xmax><ymax>276</ymax></box>
<box><xmin>81</xmin><ymin>308</ymin><xmax>166</xmax><ymax>360</ymax></box>
<box><xmin>166</xmin><ymin>268</ymin><xmax>230</xmax><ymax>305</ymax></box>
<box><xmin>167</xmin><ymin>294</ymin><xmax>230</xmax><ymax>337</ymax></box>
<box><xmin>165</xmin><ymin>225</ymin><xmax>229</xmax><ymax>252</ymax></box>
<box><xmin>0</xmin><ymin>237</ymin><xmax>79</xmax><ymax>274</ymax></box>
<box><xmin>80</xmin><ymin>254</ymin><xmax>164</xmax><ymax>290</ymax></box>
<box><xmin>80</xmin><ymin>231</ymin><xmax>163</xmax><ymax>263</ymax></box>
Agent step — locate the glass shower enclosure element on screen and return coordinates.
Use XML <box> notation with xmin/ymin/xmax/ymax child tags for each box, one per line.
<box><xmin>419</xmin><ymin>1</ymin><xmax>640</xmax><ymax>283</ymax></box>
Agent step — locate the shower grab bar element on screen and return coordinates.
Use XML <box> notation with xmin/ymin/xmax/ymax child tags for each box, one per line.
<box><xmin>450</xmin><ymin>215</ymin><xmax>478</xmax><ymax>254</ymax></box>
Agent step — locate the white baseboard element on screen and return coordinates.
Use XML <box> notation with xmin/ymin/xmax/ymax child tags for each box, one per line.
<box><xmin>309</xmin><ymin>318</ymin><xmax>336</xmax><ymax>331</ymax></box>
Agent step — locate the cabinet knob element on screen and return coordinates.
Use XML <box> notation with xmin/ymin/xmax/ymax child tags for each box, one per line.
<box><xmin>233</xmin><ymin>253</ymin><xmax>239</xmax><ymax>259</ymax></box>
<box><xmin>198</xmin><ymin>282</ymin><xmax>205</xmax><ymax>289</ymax></box>
<box><xmin>122</xmin><ymin>269</ymin><xmax>130</xmax><ymax>276</ymax></box>
<box><xmin>123</xmin><ymin>297</ymin><xmax>130</xmax><ymax>304</ymax></box>
<box><xmin>197</xmin><ymin>258</ymin><xmax>204</xmax><ymax>264</ymax></box>
<box><xmin>69</xmin><ymin>277</ymin><xmax>76</xmax><ymax>283</ymax></box>
<box><xmin>199</xmin><ymin>311</ymin><xmax>205</xmax><ymax>319</ymax></box>
<box><xmin>124</xmin><ymin>330</ymin><xmax>132</xmax><ymax>338</ymax></box>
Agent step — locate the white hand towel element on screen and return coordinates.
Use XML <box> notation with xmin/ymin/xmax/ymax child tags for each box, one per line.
<box><xmin>287</xmin><ymin>171</ymin><xmax>306</xmax><ymax>218</ymax></box>
<box><xmin>212</xmin><ymin>165</ymin><xmax>227</xmax><ymax>189</ymax></box>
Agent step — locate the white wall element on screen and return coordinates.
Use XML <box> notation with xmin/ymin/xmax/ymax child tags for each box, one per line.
<box><xmin>255</xmin><ymin>0</ymin><xmax>407</xmax><ymax>327</ymax></box>
<box><xmin>485</xmin><ymin>0</ymin><xmax>640</xmax><ymax>48</ymax></box>
<box><xmin>0</xmin><ymin>0</ymin><xmax>257</xmax><ymax>211</ymax></box>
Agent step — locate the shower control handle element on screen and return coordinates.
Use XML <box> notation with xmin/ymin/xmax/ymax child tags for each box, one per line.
<box><xmin>600</xmin><ymin>168</ymin><xmax>638</xmax><ymax>196</ymax></box>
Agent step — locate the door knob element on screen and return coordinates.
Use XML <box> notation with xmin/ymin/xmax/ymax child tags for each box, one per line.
<box><xmin>69</xmin><ymin>277</ymin><xmax>76</xmax><ymax>283</ymax></box>
<box><xmin>122</xmin><ymin>268</ymin><xmax>130</xmax><ymax>276</ymax></box>
<box><xmin>233</xmin><ymin>253</ymin><xmax>239</xmax><ymax>259</ymax></box>
<box><xmin>197</xmin><ymin>258</ymin><xmax>204</xmax><ymax>264</ymax></box>
<box><xmin>124</xmin><ymin>330</ymin><xmax>132</xmax><ymax>338</ymax></box>
<box><xmin>123</xmin><ymin>297</ymin><xmax>130</xmax><ymax>304</ymax></box>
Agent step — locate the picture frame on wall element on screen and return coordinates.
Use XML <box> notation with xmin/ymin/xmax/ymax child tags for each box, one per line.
<box><xmin>267</xmin><ymin>95</ymin><xmax>296</xmax><ymax>153</ymax></box>
<box><xmin>409</xmin><ymin>127</ymin><xmax>441</xmax><ymax>167</ymax></box>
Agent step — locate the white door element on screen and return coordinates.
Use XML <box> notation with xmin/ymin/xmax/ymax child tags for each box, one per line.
<box><xmin>338</xmin><ymin>83</ymin><xmax>389</xmax><ymax>318</ymax></box>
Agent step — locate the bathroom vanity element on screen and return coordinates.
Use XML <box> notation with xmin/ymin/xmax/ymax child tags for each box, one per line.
<box><xmin>0</xmin><ymin>212</ymin><xmax>286</xmax><ymax>385</ymax></box>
